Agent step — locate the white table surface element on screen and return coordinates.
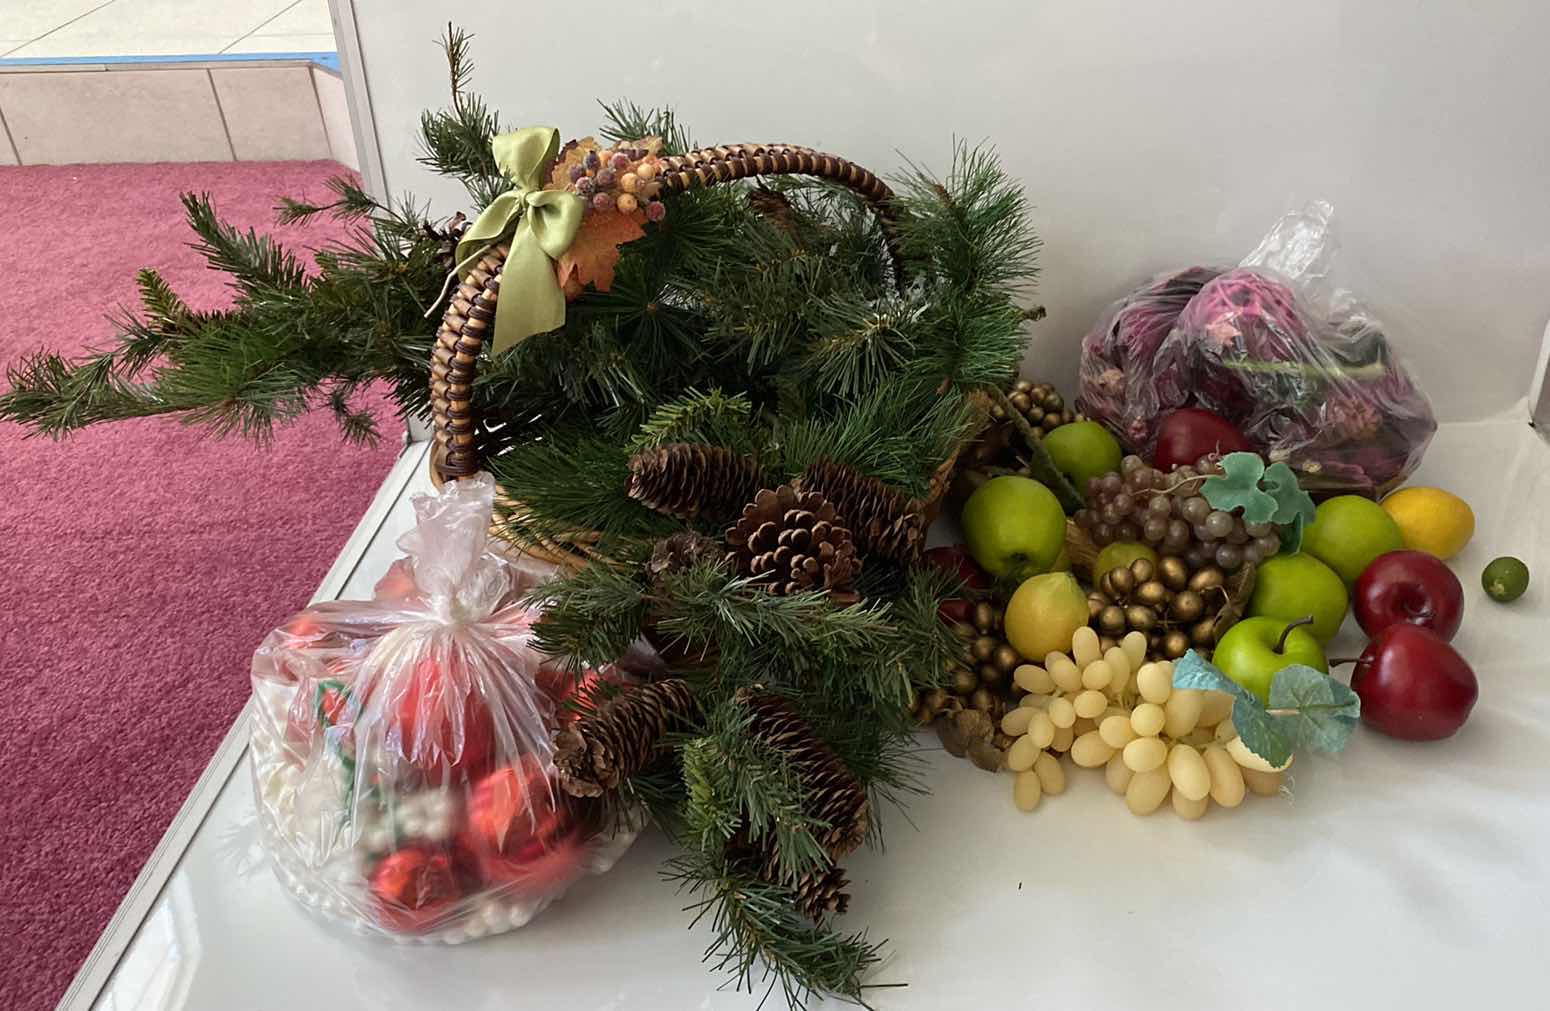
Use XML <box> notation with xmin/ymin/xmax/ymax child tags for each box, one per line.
<box><xmin>75</xmin><ymin>421</ymin><xmax>1550</xmax><ymax>1011</ymax></box>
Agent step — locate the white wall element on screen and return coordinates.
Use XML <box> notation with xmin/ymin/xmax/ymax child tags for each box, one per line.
<box><xmin>351</xmin><ymin>1</ymin><xmax>1550</xmax><ymax>422</ymax></box>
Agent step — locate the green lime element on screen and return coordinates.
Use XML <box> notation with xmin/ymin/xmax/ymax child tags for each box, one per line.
<box><xmin>1482</xmin><ymin>556</ymin><xmax>1529</xmax><ymax>603</ymax></box>
<box><xmin>1042</xmin><ymin>421</ymin><xmax>1122</xmax><ymax>499</ymax></box>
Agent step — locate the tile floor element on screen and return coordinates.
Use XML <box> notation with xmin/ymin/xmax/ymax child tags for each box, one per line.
<box><xmin>1</xmin><ymin>0</ymin><xmax>334</xmax><ymax>59</ymax></box>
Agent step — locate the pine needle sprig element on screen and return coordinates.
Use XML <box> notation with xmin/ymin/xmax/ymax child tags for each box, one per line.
<box><xmin>526</xmin><ymin>561</ymin><xmax>652</xmax><ymax>670</ymax></box>
<box><xmin>797</xmin><ymin>292</ymin><xmax>925</xmax><ymax>401</ymax></box>
<box><xmin>275</xmin><ymin>175</ymin><xmax>382</xmax><ymax>225</ymax></box>
<box><xmin>774</xmin><ymin>377</ymin><xmax>979</xmax><ymax>496</ymax></box>
<box><xmin>627</xmin><ymin>388</ymin><xmax>758</xmax><ymax>454</ymax></box>
<box><xmin>181</xmin><ymin>192</ymin><xmax>308</xmax><ymax>299</ymax></box>
<box><xmin>894</xmin><ymin>140</ymin><xmax>1042</xmax><ymax>296</ymax></box>
<box><xmin>682</xmin><ymin>707</ymin><xmax>829</xmax><ymax>881</ymax></box>
<box><xmin>665</xmin><ymin>848</ymin><xmax>886</xmax><ymax>1010</ymax></box>
<box><xmin>598</xmin><ymin>99</ymin><xmax>695</xmax><ymax>156</ymax></box>
<box><xmin>416</xmin><ymin>24</ymin><xmax>506</xmax><ymax>210</ymax></box>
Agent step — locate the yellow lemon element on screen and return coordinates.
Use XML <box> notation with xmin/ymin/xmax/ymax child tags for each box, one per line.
<box><xmin>1381</xmin><ymin>486</ymin><xmax>1475</xmax><ymax>560</ymax></box>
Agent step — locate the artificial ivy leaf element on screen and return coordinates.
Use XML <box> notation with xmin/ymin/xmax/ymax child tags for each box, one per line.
<box><xmin>1200</xmin><ymin>452</ymin><xmax>1279</xmax><ymax>524</ymax></box>
<box><xmin>1231</xmin><ymin>696</ymin><xmax>1295</xmax><ymax>768</ymax></box>
<box><xmin>1261</xmin><ymin>461</ymin><xmax>1317</xmax><ymax>528</ymax></box>
<box><xmin>1171</xmin><ymin>650</ymin><xmax>1253</xmax><ymax>703</ymax></box>
<box><xmin>1278</xmin><ymin>512</ymin><xmax>1306</xmax><ymax>554</ymax></box>
<box><xmin>1174</xmin><ymin>651</ymin><xmax>1291</xmax><ymax>768</ymax></box>
<box><xmin>1268</xmin><ymin>664</ymin><xmax>1361</xmax><ymax>754</ymax></box>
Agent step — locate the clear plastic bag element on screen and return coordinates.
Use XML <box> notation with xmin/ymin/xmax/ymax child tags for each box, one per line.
<box><xmin>248</xmin><ymin>474</ymin><xmax>637</xmax><ymax>943</ymax></box>
<box><xmin>1078</xmin><ymin>202</ymin><xmax>1436</xmax><ymax>497</ymax></box>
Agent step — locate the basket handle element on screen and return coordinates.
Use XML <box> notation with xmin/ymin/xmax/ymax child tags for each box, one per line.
<box><xmin>430</xmin><ymin>144</ymin><xmax>905</xmax><ymax>483</ymax></box>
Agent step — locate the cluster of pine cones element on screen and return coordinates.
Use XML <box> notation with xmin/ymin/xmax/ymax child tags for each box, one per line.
<box><xmin>625</xmin><ymin>443</ymin><xmax>927</xmax><ymax>603</ymax></box>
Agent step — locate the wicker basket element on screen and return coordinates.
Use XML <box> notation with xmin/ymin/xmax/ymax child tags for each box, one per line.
<box><xmin>426</xmin><ymin>143</ymin><xmax>970</xmax><ymax>567</ymax></box>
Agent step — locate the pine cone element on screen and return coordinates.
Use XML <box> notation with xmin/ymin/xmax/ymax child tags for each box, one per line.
<box><xmin>799</xmin><ymin>459</ymin><xmax>925</xmax><ymax>565</ymax></box>
<box><xmin>748</xmin><ymin>186</ymin><xmax>798</xmax><ymax>233</ymax></box>
<box><xmin>626</xmin><ymin>443</ymin><xmax>764</xmax><ymax>522</ymax></box>
<box><xmin>740</xmin><ymin>692</ymin><xmax>869</xmax><ymax>859</ymax></box>
<box><xmin>646</xmin><ymin>531</ymin><xmax>723</xmax><ymax>587</ymax></box>
<box><xmin>725</xmin><ymin>485</ymin><xmax>860</xmax><ymax>602</ymax></box>
<box><xmin>791</xmin><ymin>863</ymin><xmax>851</xmax><ymax>920</ymax></box>
<box><xmin>554</xmin><ymin>679</ymin><xmax>698</xmax><ymax>798</ymax></box>
<box><xmin>727</xmin><ymin>827</ymin><xmax>852</xmax><ymax>922</ymax></box>
<box><xmin>424</xmin><ymin>212</ymin><xmax>468</xmax><ymax>271</ymax></box>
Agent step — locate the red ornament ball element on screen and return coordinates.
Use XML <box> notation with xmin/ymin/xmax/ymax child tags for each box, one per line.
<box><xmin>457</xmin><ymin>758</ymin><xmax>585</xmax><ymax>895</ymax></box>
<box><xmin>367</xmin><ymin>843</ymin><xmax>463</xmax><ymax>933</ymax></box>
<box><xmin>388</xmin><ymin>657</ymin><xmax>497</xmax><ymax>786</ymax></box>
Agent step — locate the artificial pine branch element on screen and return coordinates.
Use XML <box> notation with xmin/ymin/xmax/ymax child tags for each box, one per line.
<box><xmin>417</xmin><ymin>24</ymin><xmax>506</xmax><ymax>209</ymax></box>
<box><xmin>894</xmin><ymin>141</ymin><xmax>1041</xmax><ymax>296</ymax></box>
<box><xmin>275</xmin><ymin>175</ymin><xmax>381</xmax><ymax>224</ymax></box>
<box><xmin>665</xmin><ymin>848</ymin><xmax>885</xmax><ymax>1010</ymax></box>
<box><xmin>182</xmin><ymin>192</ymin><xmax>309</xmax><ymax>300</ymax></box>
<box><xmin>627</xmin><ymin>388</ymin><xmax>757</xmax><ymax>453</ymax></box>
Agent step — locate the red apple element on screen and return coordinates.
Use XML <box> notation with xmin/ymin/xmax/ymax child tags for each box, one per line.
<box><xmin>924</xmin><ymin>545</ymin><xmax>990</xmax><ymax>624</ymax></box>
<box><xmin>1354</xmin><ymin>550</ymin><xmax>1464</xmax><ymax>641</ymax></box>
<box><xmin>1349</xmin><ymin>624</ymin><xmax>1478</xmax><ymax>741</ymax></box>
<box><xmin>1153</xmin><ymin>408</ymin><xmax>1253</xmax><ymax>472</ymax></box>
<box><xmin>923</xmin><ymin>545</ymin><xmax>991</xmax><ymax>590</ymax></box>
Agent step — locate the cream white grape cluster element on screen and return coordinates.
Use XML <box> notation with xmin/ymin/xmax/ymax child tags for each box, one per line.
<box><xmin>999</xmin><ymin>626</ymin><xmax>1289</xmax><ymax>817</ymax></box>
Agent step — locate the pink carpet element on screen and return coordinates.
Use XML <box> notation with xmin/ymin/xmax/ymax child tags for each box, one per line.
<box><xmin>0</xmin><ymin>162</ymin><xmax>403</xmax><ymax>1010</ymax></box>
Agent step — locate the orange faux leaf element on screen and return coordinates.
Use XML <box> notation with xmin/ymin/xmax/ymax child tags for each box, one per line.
<box><xmin>555</xmin><ymin>208</ymin><xmax>646</xmax><ymax>296</ymax></box>
<box><xmin>548</xmin><ymin>136</ymin><xmax>602</xmax><ymax>190</ymax></box>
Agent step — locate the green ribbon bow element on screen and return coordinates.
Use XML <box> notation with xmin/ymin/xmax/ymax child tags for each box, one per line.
<box><xmin>454</xmin><ymin>126</ymin><xmax>585</xmax><ymax>356</ymax></box>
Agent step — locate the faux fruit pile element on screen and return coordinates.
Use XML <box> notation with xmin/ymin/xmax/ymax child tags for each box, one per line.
<box><xmin>924</xmin><ymin>377</ymin><xmax>1527</xmax><ymax>818</ymax></box>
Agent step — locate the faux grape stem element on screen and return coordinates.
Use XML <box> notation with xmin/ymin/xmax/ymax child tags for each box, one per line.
<box><xmin>1274</xmin><ymin>615</ymin><xmax>1315</xmax><ymax>653</ymax></box>
<box><xmin>987</xmin><ymin>386</ymin><xmax>1084</xmax><ymax>513</ymax></box>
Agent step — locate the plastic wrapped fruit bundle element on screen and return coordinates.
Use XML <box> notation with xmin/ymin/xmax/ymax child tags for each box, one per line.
<box><xmin>1077</xmin><ymin>203</ymin><xmax>1436</xmax><ymax>497</ymax></box>
<box><xmin>1077</xmin><ymin>265</ymin><xmax>1223</xmax><ymax>449</ymax></box>
<box><xmin>248</xmin><ymin>474</ymin><xmax>638</xmax><ymax>943</ymax></box>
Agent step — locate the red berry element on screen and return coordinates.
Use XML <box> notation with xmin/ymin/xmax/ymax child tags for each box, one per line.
<box><xmin>644</xmin><ymin>200</ymin><xmax>667</xmax><ymax>223</ymax></box>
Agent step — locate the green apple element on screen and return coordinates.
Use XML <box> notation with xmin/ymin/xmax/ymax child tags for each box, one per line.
<box><xmin>1211</xmin><ymin>616</ymin><xmax>1328</xmax><ymax>704</ymax></box>
<box><xmin>1042</xmin><ymin>421</ymin><xmax>1122</xmax><ymax>498</ymax></box>
<box><xmin>1249</xmin><ymin>553</ymin><xmax>1349</xmax><ymax>642</ymax></box>
<box><xmin>960</xmin><ymin>476</ymin><xmax>1067</xmax><ymax>580</ymax></box>
<box><xmin>1302</xmin><ymin>495</ymin><xmax>1404</xmax><ymax>585</ymax></box>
